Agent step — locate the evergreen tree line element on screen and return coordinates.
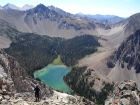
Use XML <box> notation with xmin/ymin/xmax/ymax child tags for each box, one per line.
<box><xmin>4</xmin><ymin>33</ymin><xmax>100</xmax><ymax>77</ymax></box>
<box><xmin>64</xmin><ymin>67</ymin><xmax>113</xmax><ymax>105</ymax></box>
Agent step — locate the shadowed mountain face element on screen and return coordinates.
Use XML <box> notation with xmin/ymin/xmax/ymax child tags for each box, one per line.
<box><xmin>100</xmin><ymin>29</ymin><xmax>140</xmax><ymax>90</ymax></box>
<box><xmin>107</xmin><ymin>29</ymin><xmax>140</xmax><ymax>73</ymax></box>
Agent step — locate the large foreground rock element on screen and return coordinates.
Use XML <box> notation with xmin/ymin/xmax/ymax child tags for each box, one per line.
<box><xmin>0</xmin><ymin>49</ymin><xmax>53</xmax><ymax>104</ymax></box>
<box><xmin>105</xmin><ymin>80</ymin><xmax>140</xmax><ymax>105</ymax></box>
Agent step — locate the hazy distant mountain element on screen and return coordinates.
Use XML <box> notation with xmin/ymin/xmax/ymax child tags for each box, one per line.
<box><xmin>105</xmin><ymin>16</ymin><xmax>124</xmax><ymax>24</ymax></box>
<box><xmin>3</xmin><ymin>3</ymin><xmax>20</xmax><ymax>10</ymax></box>
<box><xmin>85</xmin><ymin>14</ymin><xmax>116</xmax><ymax>19</ymax></box>
<box><xmin>2</xmin><ymin>3</ymin><xmax>34</xmax><ymax>11</ymax></box>
<box><xmin>47</xmin><ymin>6</ymin><xmax>124</xmax><ymax>25</ymax></box>
<box><xmin>0</xmin><ymin>5</ymin><xmax>3</xmax><ymax>10</ymax></box>
<box><xmin>93</xmin><ymin>16</ymin><xmax>124</xmax><ymax>25</ymax></box>
<box><xmin>75</xmin><ymin>13</ymin><xmax>124</xmax><ymax>24</ymax></box>
<box><xmin>21</xmin><ymin>4</ymin><xmax>35</xmax><ymax>11</ymax></box>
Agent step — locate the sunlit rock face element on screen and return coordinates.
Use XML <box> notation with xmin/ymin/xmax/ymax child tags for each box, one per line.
<box><xmin>0</xmin><ymin>49</ymin><xmax>53</xmax><ymax>104</ymax></box>
<box><xmin>105</xmin><ymin>80</ymin><xmax>140</xmax><ymax>105</ymax></box>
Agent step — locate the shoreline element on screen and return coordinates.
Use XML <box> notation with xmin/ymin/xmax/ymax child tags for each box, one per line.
<box><xmin>34</xmin><ymin>64</ymin><xmax>72</xmax><ymax>93</ymax></box>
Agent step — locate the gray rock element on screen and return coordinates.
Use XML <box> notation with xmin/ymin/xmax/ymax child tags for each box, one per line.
<box><xmin>0</xmin><ymin>95</ymin><xmax>3</xmax><ymax>101</ymax></box>
<box><xmin>119</xmin><ymin>83</ymin><xmax>125</xmax><ymax>90</ymax></box>
<box><xmin>120</xmin><ymin>98</ymin><xmax>130</xmax><ymax>105</ymax></box>
<box><xmin>1</xmin><ymin>99</ymin><xmax>8</xmax><ymax>104</ymax></box>
<box><xmin>3</xmin><ymin>95</ymin><xmax>10</xmax><ymax>100</ymax></box>
<box><xmin>43</xmin><ymin>100</ymin><xmax>49</xmax><ymax>105</ymax></box>
<box><xmin>105</xmin><ymin>80</ymin><xmax>140</xmax><ymax>105</ymax></box>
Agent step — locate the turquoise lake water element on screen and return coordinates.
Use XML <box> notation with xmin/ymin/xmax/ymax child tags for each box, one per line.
<box><xmin>34</xmin><ymin>65</ymin><xmax>71</xmax><ymax>93</ymax></box>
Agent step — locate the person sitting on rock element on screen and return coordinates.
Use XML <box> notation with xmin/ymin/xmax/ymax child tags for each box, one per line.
<box><xmin>34</xmin><ymin>85</ymin><xmax>40</xmax><ymax>102</ymax></box>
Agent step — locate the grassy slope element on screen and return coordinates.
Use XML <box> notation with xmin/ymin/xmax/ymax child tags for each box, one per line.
<box><xmin>51</xmin><ymin>55</ymin><xmax>63</xmax><ymax>65</ymax></box>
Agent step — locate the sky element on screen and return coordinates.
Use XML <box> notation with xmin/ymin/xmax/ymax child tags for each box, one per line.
<box><xmin>1</xmin><ymin>0</ymin><xmax>140</xmax><ymax>17</ymax></box>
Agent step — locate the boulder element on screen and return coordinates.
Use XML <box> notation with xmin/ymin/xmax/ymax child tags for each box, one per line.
<box><xmin>1</xmin><ymin>99</ymin><xmax>8</xmax><ymax>104</ymax></box>
<box><xmin>105</xmin><ymin>80</ymin><xmax>140</xmax><ymax>105</ymax></box>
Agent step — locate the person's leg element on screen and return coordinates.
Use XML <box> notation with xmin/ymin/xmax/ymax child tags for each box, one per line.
<box><xmin>37</xmin><ymin>93</ymin><xmax>39</xmax><ymax>102</ymax></box>
<box><xmin>35</xmin><ymin>94</ymin><xmax>37</xmax><ymax>102</ymax></box>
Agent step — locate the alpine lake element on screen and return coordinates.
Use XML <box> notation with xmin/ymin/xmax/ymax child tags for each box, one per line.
<box><xmin>34</xmin><ymin>64</ymin><xmax>72</xmax><ymax>93</ymax></box>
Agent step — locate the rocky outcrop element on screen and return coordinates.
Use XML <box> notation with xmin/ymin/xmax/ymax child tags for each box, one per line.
<box><xmin>107</xmin><ymin>29</ymin><xmax>140</xmax><ymax>73</ymax></box>
<box><xmin>5</xmin><ymin>91</ymin><xmax>94</xmax><ymax>105</ymax></box>
<box><xmin>105</xmin><ymin>80</ymin><xmax>140</xmax><ymax>105</ymax></box>
<box><xmin>0</xmin><ymin>49</ymin><xmax>53</xmax><ymax>104</ymax></box>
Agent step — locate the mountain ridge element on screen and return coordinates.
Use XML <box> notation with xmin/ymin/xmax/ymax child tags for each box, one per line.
<box><xmin>0</xmin><ymin>4</ymin><xmax>114</xmax><ymax>38</ymax></box>
<box><xmin>2</xmin><ymin>3</ymin><xmax>34</xmax><ymax>11</ymax></box>
<box><xmin>3</xmin><ymin>3</ymin><xmax>20</xmax><ymax>10</ymax></box>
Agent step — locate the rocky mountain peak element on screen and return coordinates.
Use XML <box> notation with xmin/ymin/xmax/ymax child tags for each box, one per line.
<box><xmin>22</xmin><ymin>4</ymin><xmax>35</xmax><ymax>11</ymax></box>
<box><xmin>3</xmin><ymin>3</ymin><xmax>20</xmax><ymax>10</ymax></box>
<box><xmin>34</xmin><ymin>4</ymin><xmax>49</xmax><ymax>12</ymax></box>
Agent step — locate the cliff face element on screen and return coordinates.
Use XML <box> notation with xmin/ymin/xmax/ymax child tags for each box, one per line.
<box><xmin>0</xmin><ymin>49</ymin><xmax>53</xmax><ymax>104</ymax></box>
<box><xmin>106</xmin><ymin>29</ymin><xmax>140</xmax><ymax>73</ymax></box>
<box><xmin>105</xmin><ymin>80</ymin><xmax>140</xmax><ymax>105</ymax></box>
